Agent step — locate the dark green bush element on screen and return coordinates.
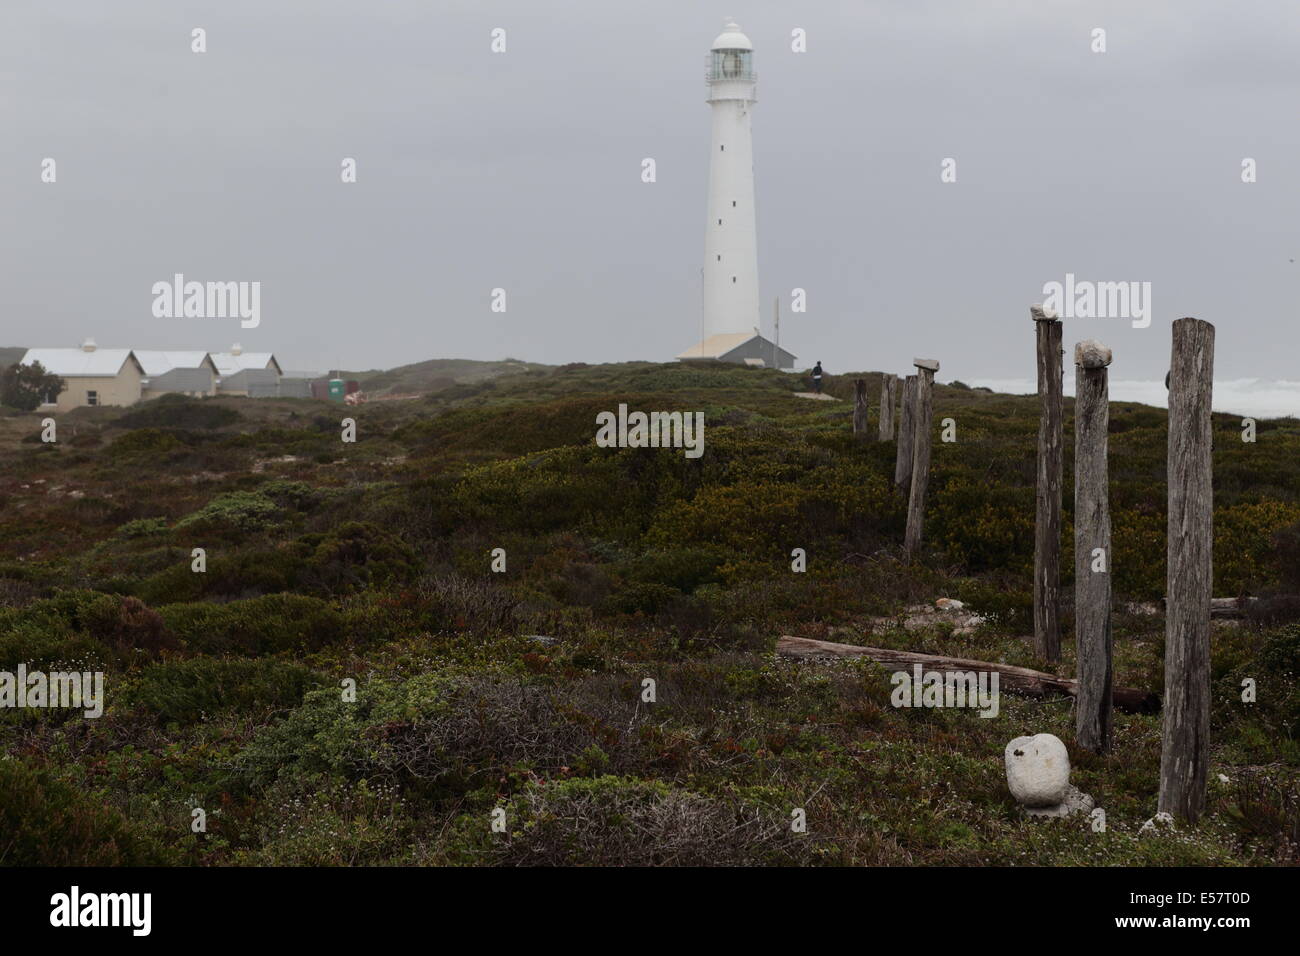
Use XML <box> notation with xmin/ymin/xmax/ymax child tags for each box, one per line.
<box><xmin>107</xmin><ymin>427</ymin><xmax>185</xmax><ymax>458</ymax></box>
<box><xmin>159</xmin><ymin>593</ymin><xmax>345</xmax><ymax>655</ymax></box>
<box><xmin>117</xmin><ymin>395</ymin><xmax>241</xmax><ymax>431</ymax></box>
<box><xmin>600</xmin><ymin>582</ymin><xmax>681</xmax><ymax>616</ymax></box>
<box><xmin>134</xmin><ymin>549</ymin><xmax>308</xmax><ymax>604</ymax></box>
<box><xmin>4</xmin><ymin>591</ymin><xmax>178</xmax><ymax>662</ymax></box>
<box><xmin>127</xmin><ymin>658</ymin><xmax>326</xmax><ymax>724</ymax></box>
<box><xmin>0</xmin><ymin>760</ymin><xmax>176</xmax><ymax>865</ymax></box>
<box><xmin>621</xmin><ymin>546</ymin><xmax>725</xmax><ymax>593</ymax></box>
<box><xmin>297</xmin><ymin>521</ymin><xmax>419</xmax><ymax>593</ymax></box>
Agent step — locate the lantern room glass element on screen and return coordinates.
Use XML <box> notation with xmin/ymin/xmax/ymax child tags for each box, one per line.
<box><xmin>709</xmin><ymin>49</ymin><xmax>753</xmax><ymax>81</ymax></box>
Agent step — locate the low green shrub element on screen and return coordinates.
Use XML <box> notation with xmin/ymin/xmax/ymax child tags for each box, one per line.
<box><xmin>126</xmin><ymin>657</ymin><xmax>327</xmax><ymax>724</ymax></box>
<box><xmin>159</xmin><ymin>593</ymin><xmax>344</xmax><ymax>655</ymax></box>
<box><xmin>442</xmin><ymin>775</ymin><xmax>818</xmax><ymax>866</ymax></box>
<box><xmin>116</xmin><ymin>395</ymin><xmax>242</xmax><ymax>430</ymax></box>
<box><xmin>0</xmin><ymin>760</ymin><xmax>176</xmax><ymax>865</ymax></box>
<box><xmin>114</xmin><ymin>517</ymin><xmax>170</xmax><ymax>539</ymax></box>
<box><xmin>176</xmin><ymin>491</ymin><xmax>281</xmax><ymax>533</ymax></box>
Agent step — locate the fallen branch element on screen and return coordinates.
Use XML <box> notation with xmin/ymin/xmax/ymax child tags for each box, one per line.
<box><xmin>776</xmin><ymin>635</ymin><xmax>1160</xmax><ymax>714</ymax></box>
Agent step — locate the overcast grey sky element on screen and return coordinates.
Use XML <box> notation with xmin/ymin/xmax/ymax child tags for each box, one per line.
<box><xmin>4</xmin><ymin>0</ymin><xmax>1299</xmax><ymax>390</ymax></box>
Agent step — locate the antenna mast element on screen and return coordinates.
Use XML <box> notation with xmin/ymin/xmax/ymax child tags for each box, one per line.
<box><xmin>773</xmin><ymin>297</ymin><xmax>780</xmax><ymax>369</ymax></box>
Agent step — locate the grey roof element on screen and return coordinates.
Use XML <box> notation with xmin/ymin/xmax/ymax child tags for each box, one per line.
<box><xmin>133</xmin><ymin>350</ymin><xmax>218</xmax><ymax>376</ymax></box>
<box><xmin>677</xmin><ymin>332</ymin><xmax>797</xmax><ymax>365</ymax></box>
<box><xmin>20</xmin><ymin>348</ymin><xmax>143</xmax><ymax>377</ymax></box>
<box><xmin>211</xmin><ymin>351</ymin><xmax>281</xmax><ymax>376</ymax></box>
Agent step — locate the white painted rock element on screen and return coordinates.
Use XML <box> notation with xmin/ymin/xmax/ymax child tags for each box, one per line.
<box><xmin>1005</xmin><ymin>733</ymin><xmax>1070</xmax><ymax>807</ymax></box>
<box><xmin>1023</xmin><ymin>784</ymin><xmax>1094</xmax><ymax>818</ymax></box>
<box><xmin>1139</xmin><ymin>811</ymin><xmax>1175</xmax><ymax>835</ymax></box>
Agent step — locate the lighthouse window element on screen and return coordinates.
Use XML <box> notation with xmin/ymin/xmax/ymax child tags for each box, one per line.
<box><xmin>720</xmin><ymin>145</ymin><xmax>724</xmax><ymax>151</ymax></box>
<box><xmin>732</xmin><ymin>201</ymin><xmax>736</xmax><ymax>206</ymax></box>
<box><xmin>717</xmin><ymin>255</ymin><xmax>721</xmax><ymax>261</ymax></box>
<box><xmin>731</xmin><ymin>276</ymin><xmax>737</xmax><ymax>283</ymax></box>
<box><xmin>718</xmin><ymin>219</ymin><xmax>722</xmax><ymax>225</ymax></box>
<box><xmin>710</xmin><ymin>49</ymin><xmax>753</xmax><ymax>81</ymax></box>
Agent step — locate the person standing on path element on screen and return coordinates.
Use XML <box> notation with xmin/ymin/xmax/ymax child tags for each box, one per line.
<box><xmin>812</xmin><ymin>361</ymin><xmax>824</xmax><ymax>394</ymax></box>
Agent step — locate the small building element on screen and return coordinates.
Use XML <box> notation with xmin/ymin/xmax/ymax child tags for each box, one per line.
<box><xmin>134</xmin><ymin>350</ymin><xmax>220</xmax><ymax>400</ymax></box>
<box><xmin>20</xmin><ymin>340</ymin><xmax>145</xmax><ymax>411</ymax></box>
<box><xmin>211</xmin><ymin>344</ymin><xmax>282</xmax><ymax>397</ymax></box>
<box><xmin>676</xmin><ymin>332</ymin><xmax>796</xmax><ymax>369</ymax></box>
<box><xmin>278</xmin><ymin>369</ymin><xmax>327</xmax><ymax>399</ymax></box>
<box><xmin>275</xmin><ymin>378</ymin><xmax>313</xmax><ymax>399</ymax></box>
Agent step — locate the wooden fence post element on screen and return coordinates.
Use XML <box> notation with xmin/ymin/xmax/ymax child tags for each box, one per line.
<box><xmin>903</xmin><ymin>359</ymin><xmax>939</xmax><ymax>558</ymax></box>
<box><xmin>853</xmin><ymin>378</ymin><xmax>871</xmax><ymax>439</ymax></box>
<box><xmin>1074</xmin><ymin>339</ymin><xmax>1113</xmax><ymax>754</ymax></box>
<box><xmin>879</xmin><ymin>374</ymin><xmax>898</xmax><ymax>441</ymax></box>
<box><xmin>1032</xmin><ymin>305</ymin><xmax>1063</xmax><ymax>664</ymax></box>
<box><xmin>894</xmin><ymin>375</ymin><xmax>917</xmax><ymax>492</ymax></box>
<box><xmin>1159</xmin><ymin>317</ymin><xmax>1215</xmax><ymax>822</ymax></box>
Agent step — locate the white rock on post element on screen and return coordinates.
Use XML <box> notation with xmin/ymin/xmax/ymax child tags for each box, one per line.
<box><xmin>1074</xmin><ymin>339</ymin><xmax>1113</xmax><ymax>369</ymax></box>
<box><xmin>1004</xmin><ymin>733</ymin><xmax>1070</xmax><ymax>807</ymax></box>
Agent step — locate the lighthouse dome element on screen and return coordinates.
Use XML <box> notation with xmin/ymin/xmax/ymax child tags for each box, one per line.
<box><xmin>711</xmin><ymin>19</ymin><xmax>752</xmax><ymax>51</ymax></box>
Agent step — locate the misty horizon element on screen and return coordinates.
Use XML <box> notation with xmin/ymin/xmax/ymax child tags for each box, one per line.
<box><xmin>5</xmin><ymin>0</ymin><xmax>1300</xmax><ymax>408</ymax></box>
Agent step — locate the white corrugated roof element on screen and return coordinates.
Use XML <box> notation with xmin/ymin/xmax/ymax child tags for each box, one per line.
<box><xmin>676</xmin><ymin>332</ymin><xmax>757</xmax><ymax>360</ymax></box>
<box><xmin>133</xmin><ymin>350</ymin><xmax>216</xmax><ymax>376</ymax></box>
<box><xmin>210</xmin><ymin>352</ymin><xmax>278</xmax><ymax>375</ymax></box>
<box><xmin>20</xmin><ymin>348</ymin><xmax>141</xmax><ymax>377</ymax></box>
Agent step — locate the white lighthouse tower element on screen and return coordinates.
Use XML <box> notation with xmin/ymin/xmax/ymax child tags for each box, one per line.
<box><xmin>678</xmin><ymin>20</ymin><xmax>795</xmax><ymax>369</ymax></box>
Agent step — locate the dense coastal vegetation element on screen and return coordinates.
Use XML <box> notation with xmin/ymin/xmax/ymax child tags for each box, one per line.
<box><xmin>1</xmin><ymin>360</ymin><xmax>1296</xmax><ymax>865</ymax></box>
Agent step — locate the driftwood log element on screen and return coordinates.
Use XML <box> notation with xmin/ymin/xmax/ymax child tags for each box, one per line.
<box><xmin>776</xmin><ymin>635</ymin><xmax>1160</xmax><ymax>714</ymax></box>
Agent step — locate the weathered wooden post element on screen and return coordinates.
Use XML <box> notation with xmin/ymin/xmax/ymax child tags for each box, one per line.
<box><xmin>1032</xmin><ymin>305</ymin><xmax>1063</xmax><ymax>664</ymax></box>
<box><xmin>1074</xmin><ymin>339</ymin><xmax>1113</xmax><ymax>754</ymax></box>
<box><xmin>1159</xmin><ymin>317</ymin><xmax>1215</xmax><ymax>822</ymax></box>
<box><xmin>903</xmin><ymin>359</ymin><xmax>938</xmax><ymax>558</ymax></box>
<box><xmin>879</xmin><ymin>374</ymin><xmax>898</xmax><ymax>441</ymax></box>
<box><xmin>852</xmin><ymin>378</ymin><xmax>871</xmax><ymax>439</ymax></box>
<box><xmin>894</xmin><ymin>375</ymin><xmax>917</xmax><ymax>491</ymax></box>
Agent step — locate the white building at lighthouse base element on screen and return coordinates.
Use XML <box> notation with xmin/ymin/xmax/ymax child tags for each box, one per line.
<box><xmin>676</xmin><ymin>331</ymin><xmax>796</xmax><ymax>368</ymax></box>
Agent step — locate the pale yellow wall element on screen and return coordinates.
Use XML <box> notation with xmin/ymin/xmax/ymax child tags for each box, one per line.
<box><xmin>51</xmin><ymin>362</ymin><xmax>143</xmax><ymax>412</ymax></box>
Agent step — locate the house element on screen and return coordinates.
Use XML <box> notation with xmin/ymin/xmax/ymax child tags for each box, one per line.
<box><xmin>211</xmin><ymin>344</ymin><xmax>282</xmax><ymax>397</ymax></box>
<box><xmin>134</xmin><ymin>351</ymin><xmax>220</xmax><ymax>400</ymax></box>
<box><xmin>676</xmin><ymin>332</ymin><xmax>797</xmax><ymax>369</ymax></box>
<box><xmin>20</xmin><ymin>340</ymin><xmax>145</xmax><ymax>411</ymax></box>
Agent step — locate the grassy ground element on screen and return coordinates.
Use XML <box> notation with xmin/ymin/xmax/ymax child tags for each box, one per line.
<box><xmin>1</xmin><ymin>361</ymin><xmax>1297</xmax><ymax>866</ymax></box>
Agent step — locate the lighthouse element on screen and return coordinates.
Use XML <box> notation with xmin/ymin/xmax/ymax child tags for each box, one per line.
<box><xmin>678</xmin><ymin>20</ymin><xmax>795</xmax><ymax>369</ymax></box>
